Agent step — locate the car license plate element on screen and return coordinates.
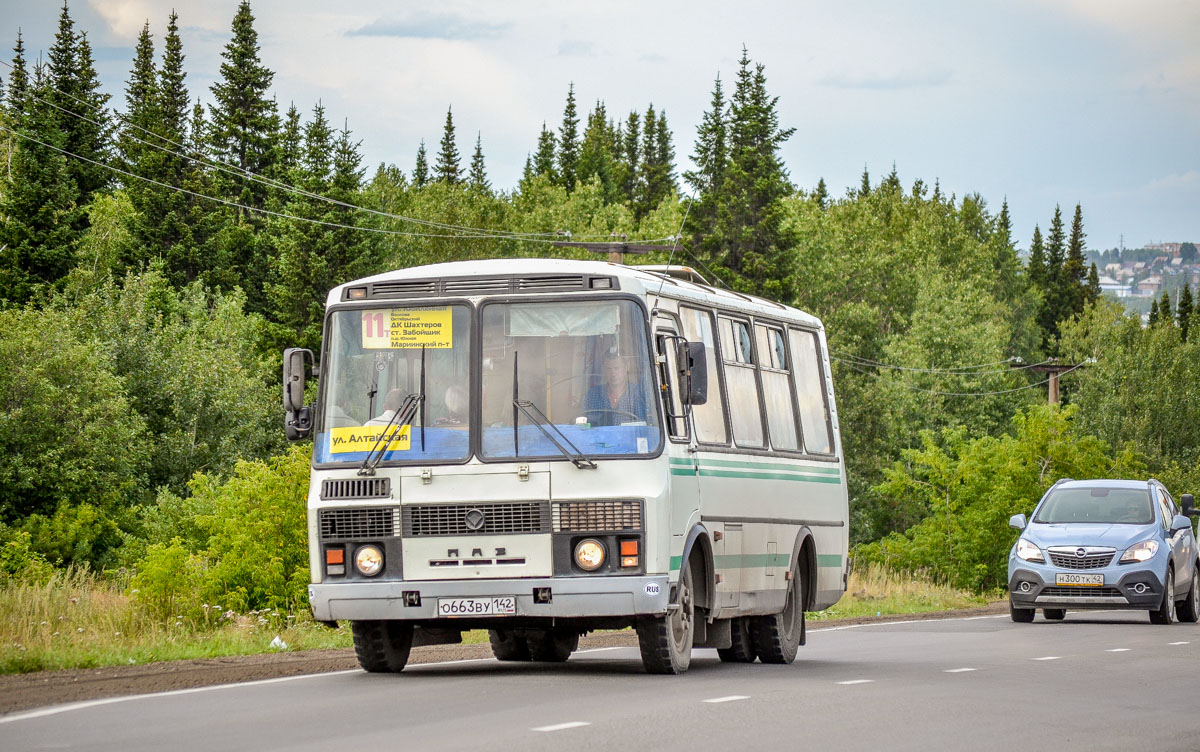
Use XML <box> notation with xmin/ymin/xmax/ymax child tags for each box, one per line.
<box><xmin>1056</xmin><ymin>573</ymin><xmax>1104</xmax><ymax>586</ymax></box>
<box><xmin>436</xmin><ymin>596</ymin><xmax>517</xmax><ymax>617</ymax></box>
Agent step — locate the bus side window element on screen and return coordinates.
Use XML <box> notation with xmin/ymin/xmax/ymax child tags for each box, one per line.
<box><xmin>680</xmin><ymin>307</ymin><xmax>728</xmax><ymax>444</ymax></box>
<box><xmin>656</xmin><ymin>333</ymin><xmax>689</xmax><ymax>441</ymax></box>
<box><xmin>719</xmin><ymin>316</ymin><xmax>764</xmax><ymax>448</ymax></box>
<box><xmin>788</xmin><ymin>328</ymin><xmax>834</xmax><ymax>454</ymax></box>
<box><xmin>755</xmin><ymin>324</ymin><xmax>799</xmax><ymax>451</ymax></box>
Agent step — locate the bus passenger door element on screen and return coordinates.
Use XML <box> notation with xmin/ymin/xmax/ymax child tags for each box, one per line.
<box><xmin>655</xmin><ymin>325</ymin><xmax>700</xmax><ymax>562</ymax></box>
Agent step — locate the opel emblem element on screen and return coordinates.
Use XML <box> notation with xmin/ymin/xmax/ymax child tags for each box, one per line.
<box><xmin>1075</xmin><ymin>547</ymin><xmax>1087</xmax><ymax>558</ymax></box>
<box><xmin>464</xmin><ymin>508</ymin><xmax>485</xmax><ymax>532</ymax></box>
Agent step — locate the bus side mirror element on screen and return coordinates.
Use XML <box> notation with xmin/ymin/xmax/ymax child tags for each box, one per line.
<box><xmin>678</xmin><ymin>341</ymin><xmax>708</xmax><ymax>406</ymax></box>
<box><xmin>283</xmin><ymin>347</ymin><xmax>314</xmax><ymax>441</ymax></box>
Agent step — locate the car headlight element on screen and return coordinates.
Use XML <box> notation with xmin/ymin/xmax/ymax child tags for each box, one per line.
<box><xmin>1016</xmin><ymin>537</ymin><xmax>1044</xmax><ymax>563</ymax></box>
<box><xmin>574</xmin><ymin>539</ymin><xmax>606</xmax><ymax>571</ymax></box>
<box><xmin>1119</xmin><ymin>540</ymin><xmax>1158</xmax><ymax>563</ymax></box>
<box><xmin>354</xmin><ymin>545</ymin><xmax>384</xmax><ymax>576</ymax></box>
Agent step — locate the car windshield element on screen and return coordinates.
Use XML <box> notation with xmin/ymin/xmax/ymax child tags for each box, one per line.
<box><xmin>315</xmin><ymin>304</ymin><xmax>471</xmax><ymax>464</ymax></box>
<box><xmin>1033</xmin><ymin>487</ymin><xmax>1154</xmax><ymax>525</ymax></box>
<box><xmin>479</xmin><ymin>298</ymin><xmax>661</xmax><ymax>461</ymax></box>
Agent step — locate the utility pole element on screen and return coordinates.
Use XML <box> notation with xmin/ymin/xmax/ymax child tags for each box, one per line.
<box><xmin>1028</xmin><ymin>359</ymin><xmax>1092</xmax><ymax>405</ymax></box>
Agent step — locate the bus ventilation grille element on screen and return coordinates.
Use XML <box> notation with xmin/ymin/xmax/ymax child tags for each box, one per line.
<box><xmin>403</xmin><ymin>502</ymin><xmax>551</xmax><ymax>537</ymax></box>
<box><xmin>320</xmin><ymin>477</ymin><xmax>391</xmax><ymax>500</ymax></box>
<box><xmin>365</xmin><ymin>275</ymin><xmax>606</xmax><ymax>299</ymax></box>
<box><xmin>552</xmin><ymin>500</ymin><xmax>644</xmax><ymax>532</ymax></box>
<box><xmin>319</xmin><ymin>507</ymin><xmax>401</xmax><ymax>541</ymax></box>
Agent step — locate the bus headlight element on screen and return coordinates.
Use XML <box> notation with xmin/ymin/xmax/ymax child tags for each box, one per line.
<box><xmin>355</xmin><ymin>545</ymin><xmax>384</xmax><ymax>576</ymax></box>
<box><xmin>574</xmin><ymin>539</ymin><xmax>606</xmax><ymax>571</ymax></box>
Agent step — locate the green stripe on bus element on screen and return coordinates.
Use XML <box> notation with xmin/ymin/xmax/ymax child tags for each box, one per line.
<box><xmin>669</xmin><ymin>457</ymin><xmax>841</xmax><ymax>475</ymax></box>
<box><xmin>695</xmin><ymin>469</ymin><xmax>841</xmax><ymax>483</ymax></box>
<box><xmin>817</xmin><ymin>554</ymin><xmax>842</xmax><ymax>568</ymax></box>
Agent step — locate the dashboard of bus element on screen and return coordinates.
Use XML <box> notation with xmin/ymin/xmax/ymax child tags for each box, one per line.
<box><xmin>313</xmin><ymin>297</ymin><xmax>663</xmax><ymax>466</ymax></box>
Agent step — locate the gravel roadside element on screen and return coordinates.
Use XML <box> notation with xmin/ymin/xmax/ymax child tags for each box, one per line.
<box><xmin>0</xmin><ymin>601</ymin><xmax>1006</xmax><ymax>715</ymax></box>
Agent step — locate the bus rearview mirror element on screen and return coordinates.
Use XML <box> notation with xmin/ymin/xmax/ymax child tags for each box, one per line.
<box><xmin>678</xmin><ymin>341</ymin><xmax>708</xmax><ymax>406</ymax></box>
<box><xmin>282</xmin><ymin>347</ymin><xmax>312</xmax><ymax>413</ymax></box>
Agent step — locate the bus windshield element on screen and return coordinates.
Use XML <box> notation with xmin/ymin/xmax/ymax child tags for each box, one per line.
<box><xmin>315</xmin><ymin>304</ymin><xmax>472</xmax><ymax>465</ymax></box>
<box><xmin>480</xmin><ymin>298</ymin><xmax>661</xmax><ymax>461</ymax></box>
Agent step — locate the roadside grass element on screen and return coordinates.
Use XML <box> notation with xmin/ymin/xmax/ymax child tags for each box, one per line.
<box><xmin>2</xmin><ymin>563</ymin><xmax>992</xmax><ymax>673</ymax></box>
<box><xmin>807</xmin><ymin>563</ymin><xmax>995</xmax><ymax>620</ymax></box>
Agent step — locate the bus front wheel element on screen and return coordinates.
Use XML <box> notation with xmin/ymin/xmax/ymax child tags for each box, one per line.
<box><xmin>751</xmin><ymin>562</ymin><xmax>803</xmax><ymax>664</ymax></box>
<box><xmin>637</xmin><ymin>563</ymin><xmax>695</xmax><ymax>674</ymax></box>
<box><xmin>352</xmin><ymin>620</ymin><xmax>413</xmax><ymax>673</ymax></box>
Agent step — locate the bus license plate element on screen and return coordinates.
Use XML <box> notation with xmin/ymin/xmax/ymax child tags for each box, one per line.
<box><xmin>437</xmin><ymin>597</ymin><xmax>517</xmax><ymax>617</ymax></box>
<box><xmin>1056</xmin><ymin>573</ymin><xmax>1103</xmax><ymax>586</ymax></box>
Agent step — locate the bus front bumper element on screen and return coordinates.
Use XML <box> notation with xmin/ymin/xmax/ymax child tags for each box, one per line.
<box><xmin>309</xmin><ymin>575</ymin><xmax>671</xmax><ymax>622</ymax></box>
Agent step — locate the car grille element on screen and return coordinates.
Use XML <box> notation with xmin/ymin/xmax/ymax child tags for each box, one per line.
<box><xmin>1040</xmin><ymin>587</ymin><xmax>1123</xmax><ymax>598</ymax></box>
<box><xmin>319</xmin><ymin>507</ymin><xmax>401</xmax><ymax>541</ymax></box>
<box><xmin>1048</xmin><ymin>552</ymin><xmax>1114</xmax><ymax>569</ymax></box>
<box><xmin>552</xmin><ymin>500</ymin><xmax>644</xmax><ymax>532</ymax></box>
<box><xmin>402</xmin><ymin>502</ymin><xmax>550</xmax><ymax>537</ymax></box>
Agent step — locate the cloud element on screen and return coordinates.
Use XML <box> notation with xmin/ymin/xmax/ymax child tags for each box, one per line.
<box><xmin>347</xmin><ymin>13</ymin><xmax>509</xmax><ymax>41</ymax></box>
<box><xmin>557</xmin><ymin>40</ymin><xmax>593</xmax><ymax>57</ymax></box>
<box><xmin>817</xmin><ymin>68</ymin><xmax>952</xmax><ymax>90</ymax></box>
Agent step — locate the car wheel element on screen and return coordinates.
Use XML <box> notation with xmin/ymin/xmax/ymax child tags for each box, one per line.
<box><xmin>1149</xmin><ymin>568</ymin><xmax>1176</xmax><ymax>625</ymax></box>
<box><xmin>1043</xmin><ymin>608</ymin><xmax>1066</xmax><ymax>621</ymax></box>
<box><xmin>1176</xmin><ymin>566</ymin><xmax>1200</xmax><ymax>624</ymax></box>
<box><xmin>1010</xmin><ymin>598</ymin><xmax>1035</xmax><ymax>623</ymax></box>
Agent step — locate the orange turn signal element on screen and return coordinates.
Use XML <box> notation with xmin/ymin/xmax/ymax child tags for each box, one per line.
<box><xmin>620</xmin><ymin>540</ymin><xmax>638</xmax><ymax>556</ymax></box>
<box><xmin>325</xmin><ymin>548</ymin><xmax>345</xmax><ymax>565</ymax></box>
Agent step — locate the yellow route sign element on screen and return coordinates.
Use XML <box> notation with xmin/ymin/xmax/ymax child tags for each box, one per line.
<box><xmin>329</xmin><ymin>424</ymin><xmax>411</xmax><ymax>454</ymax></box>
<box><xmin>361</xmin><ymin>307</ymin><xmax>453</xmax><ymax>349</ymax></box>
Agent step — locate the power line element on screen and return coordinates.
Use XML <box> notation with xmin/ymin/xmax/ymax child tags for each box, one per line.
<box><xmin>829</xmin><ymin>354</ymin><xmax>1051</xmax><ymax>374</ymax></box>
<box><xmin>0</xmin><ymin>58</ymin><xmax>668</xmax><ymax>243</ymax></box>
<box><xmin>835</xmin><ymin>359</ymin><xmax>1085</xmax><ymax>398</ymax></box>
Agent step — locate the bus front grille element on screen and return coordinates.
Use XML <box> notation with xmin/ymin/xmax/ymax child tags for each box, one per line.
<box><xmin>403</xmin><ymin>502</ymin><xmax>551</xmax><ymax>537</ymax></box>
<box><xmin>320</xmin><ymin>477</ymin><xmax>391</xmax><ymax>500</ymax></box>
<box><xmin>319</xmin><ymin>507</ymin><xmax>401</xmax><ymax>540</ymax></box>
<box><xmin>552</xmin><ymin>500</ymin><xmax>643</xmax><ymax>532</ymax></box>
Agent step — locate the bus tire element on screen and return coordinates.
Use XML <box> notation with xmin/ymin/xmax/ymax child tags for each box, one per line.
<box><xmin>717</xmin><ymin>617</ymin><xmax>756</xmax><ymax>663</ymax></box>
<box><xmin>352</xmin><ymin>620</ymin><xmax>413</xmax><ymax>673</ymax></box>
<box><xmin>751</xmin><ymin>562</ymin><xmax>803</xmax><ymax>665</ymax></box>
<box><xmin>488</xmin><ymin>629</ymin><xmax>531</xmax><ymax>661</ymax></box>
<box><xmin>637</xmin><ymin>562</ymin><xmax>695</xmax><ymax>674</ymax></box>
<box><xmin>528</xmin><ymin>628</ymin><xmax>578</xmax><ymax>662</ymax></box>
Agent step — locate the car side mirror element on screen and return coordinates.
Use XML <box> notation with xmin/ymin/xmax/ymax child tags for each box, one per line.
<box><xmin>1171</xmin><ymin>514</ymin><xmax>1193</xmax><ymax>536</ymax></box>
<box><xmin>1009</xmin><ymin>513</ymin><xmax>1027</xmax><ymax>531</ymax></box>
<box><xmin>1182</xmin><ymin>494</ymin><xmax>1196</xmax><ymax>517</ymax></box>
<box><xmin>677</xmin><ymin>341</ymin><xmax>708</xmax><ymax>406</ymax></box>
<box><xmin>282</xmin><ymin>347</ymin><xmax>314</xmax><ymax>441</ymax></box>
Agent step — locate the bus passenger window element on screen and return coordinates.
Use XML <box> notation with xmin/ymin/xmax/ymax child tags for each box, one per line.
<box><xmin>756</xmin><ymin>324</ymin><xmax>799</xmax><ymax>451</ymax></box>
<box><xmin>788</xmin><ymin>329</ymin><xmax>833</xmax><ymax>454</ymax></box>
<box><xmin>719</xmin><ymin>316</ymin><xmax>764</xmax><ymax>448</ymax></box>
<box><xmin>680</xmin><ymin>307</ymin><xmax>728</xmax><ymax>444</ymax></box>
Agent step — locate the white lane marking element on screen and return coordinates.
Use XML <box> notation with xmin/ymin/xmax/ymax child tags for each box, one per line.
<box><xmin>532</xmin><ymin>722</ymin><xmax>591</xmax><ymax>732</ymax></box>
<box><xmin>1106</xmin><ymin>648</ymin><xmax>1130</xmax><ymax>652</ymax></box>
<box><xmin>810</xmin><ymin>614</ymin><xmax>1009</xmax><ymax>633</ymax></box>
<box><xmin>944</xmin><ymin>668</ymin><xmax>977</xmax><ymax>673</ymax></box>
<box><xmin>837</xmin><ymin>679</ymin><xmax>875</xmax><ymax>685</ymax></box>
<box><xmin>0</xmin><ymin>669</ymin><xmax>362</xmax><ymax>724</ymax></box>
<box><xmin>1169</xmin><ymin>641</ymin><xmax>1190</xmax><ymax>646</ymax></box>
<box><xmin>574</xmin><ymin>647</ymin><xmax>624</xmax><ymax>654</ymax></box>
<box><xmin>703</xmin><ymin>695</ymin><xmax>750</xmax><ymax>704</ymax></box>
<box><xmin>1032</xmin><ymin>656</ymin><xmax>1060</xmax><ymax>661</ymax></box>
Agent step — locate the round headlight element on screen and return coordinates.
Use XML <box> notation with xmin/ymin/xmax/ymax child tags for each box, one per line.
<box><xmin>355</xmin><ymin>545</ymin><xmax>384</xmax><ymax>576</ymax></box>
<box><xmin>574</xmin><ymin>539</ymin><xmax>606</xmax><ymax>571</ymax></box>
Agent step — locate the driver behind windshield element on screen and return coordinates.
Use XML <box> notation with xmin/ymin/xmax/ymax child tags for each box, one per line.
<box><xmin>583</xmin><ymin>350</ymin><xmax>647</xmax><ymax>426</ymax></box>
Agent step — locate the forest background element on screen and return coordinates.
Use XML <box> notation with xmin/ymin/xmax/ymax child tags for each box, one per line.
<box><xmin>2</xmin><ymin>2</ymin><xmax>1199</xmax><ymax>636</ymax></box>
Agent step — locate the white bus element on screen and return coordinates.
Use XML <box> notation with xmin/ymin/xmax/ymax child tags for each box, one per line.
<box><xmin>283</xmin><ymin>258</ymin><xmax>848</xmax><ymax>674</ymax></box>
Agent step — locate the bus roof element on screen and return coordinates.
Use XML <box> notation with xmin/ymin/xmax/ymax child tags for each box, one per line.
<box><xmin>327</xmin><ymin>258</ymin><xmax>823</xmax><ymax>329</ymax></box>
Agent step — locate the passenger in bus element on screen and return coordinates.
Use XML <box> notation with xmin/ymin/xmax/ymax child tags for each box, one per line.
<box><xmin>366</xmin><ymin>388</ymin><xmax>407</xmax><ymax>426</ymax></box>
<box><xmin>582</xmin><ymin>351</ymin><xmax>647</xmax><ymax>426</ymax></box>
<box><xmin>434</xmin><ymin>384</ymin><xmax>467</xmax><ymax>426</ymax></box>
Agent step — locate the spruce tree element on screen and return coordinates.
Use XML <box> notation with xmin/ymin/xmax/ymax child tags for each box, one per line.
<box><xmin>557</xmin><ymin>83</ymin><xmax>579</xmax><ymax>192</ymax></box>
<box><xmin>859</xmin><ymin>166</ymin><xmax>871</xmax><ymax>197</ymax></box>
<box><xmin>1160</xmin><ymin>291</ymin><xmax>1172</xmax><ymax>325</ymax></box>
<box><xmin>1148</xmin><ymin>298</ymin><xmax>1159</xmax><ymax>326</ymax></box>
<box><xmin>1178</xmin><ymin>284</ymin><xmax>1194</xmax><ymax>342</ymax></box>
<box><xmin>413</xmin><ymin>140</ymin><xmax>428</xmax><ymax>187</ymax></box>
<box><xmin>813</xmin><ymin>178</ymin><xmax>829</xmax><ymax>210</ymax></box>
<box><xmin>619</xmin><ymin>110</ymin><xmax>639</xmax><ymax>202</ymax></box>
<box><xmin>684</xmin><ymin>75</ymin><xmax>727</xmax><ymax>197</ymax></box>
<box><xmin>468</xmin><ymin>131</ymin><xmax>489</xmax><ymax>192</ymax></box>
<box><xmin>119</xmin><ymin>22</ymin><xmax>157</xmax><ymax>173</ymax></box>
<box><xmin>634</xmin><ymin>104</ymin><xmax>658</xmax><ymax>220</ymax></box>
<box><xmin>46</xmin><ymin>6</ymin><xmax>110</xmax><ymax>209</ymax></box>
<box><xmin>4</xmin><ymin>32</ymin><xmax>28</xmax><ymax>118</ymax></box>
<box><xmin>1027</xmin><ymin>225</ymin><xmax>1047</xmax><ymax>289</ymax></box>
<box><xmin>1086</xmin><ymin>263</ymin><xmax>1101</xmax><ymax>306</ymax></box>
<box><xmin>576</xmin><ymin>101</ymin><xmax>616</xmax><ymax>200</ymax></box>
<box><xmin>434</xmin><ymin>106</ymin><xmax>461</xmax><ymax>185</ymax></box>
<box><xmin>532</xmin><ymin>123</ymin><xmax>556</xmax><ymax>182</ymax></box>
<box><xmin>279</xmin><ymin>103</ymin><xmax>302</xmax><ymax>174</ymax></box>
<box><xmin>208</xmin><ymin>0</ymin><xmax>278</xmax><ymax>213</ymax></box>
<box><xmin>1043</xmin><ymin>205</ymin><xmax>1067</xmax><ymax>330</ymax></box>
<box><xmin>1063</xmin><ymin>203</ymin><xmax>1088</xmax><ymax>316</ymax></box>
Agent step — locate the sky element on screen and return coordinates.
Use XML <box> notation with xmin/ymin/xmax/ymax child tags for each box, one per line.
<box><xmin>2</xmin><ymin>0</ymin><xmax>1198</xmax><ymax>252</ymax></box>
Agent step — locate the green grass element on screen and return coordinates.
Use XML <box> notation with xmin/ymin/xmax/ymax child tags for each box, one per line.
<box><xmin>808</xmin><ymin>563</ymin><xmax>993</xmax><ymax>621</ymax></box>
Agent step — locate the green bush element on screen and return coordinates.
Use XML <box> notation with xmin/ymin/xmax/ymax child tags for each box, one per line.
<box><xmin>22</xmin><ymin>503</ymin><xmax>124</xmax><ymax>571</ymax></box>
<box><xmin>0</xmin><ymin>529</ymin><xmax>55</xmax><ymax>584</ymax></box>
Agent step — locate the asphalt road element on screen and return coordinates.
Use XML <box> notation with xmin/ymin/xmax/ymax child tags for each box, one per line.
<box><xmin>4</xmin><ymin>610</ymin><xmax>1199</xmax><ymax>751</ymax></box>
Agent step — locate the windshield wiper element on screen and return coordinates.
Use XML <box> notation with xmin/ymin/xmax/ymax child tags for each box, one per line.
<box><xmin>358</xmin><ymin>347</ymin><xmax>426</xmax><ymax>476</ymax></box>
<box><xmin>511</xmin><ymin>351</ymin><xmax>596</xmax><ymax>470</ymax></box>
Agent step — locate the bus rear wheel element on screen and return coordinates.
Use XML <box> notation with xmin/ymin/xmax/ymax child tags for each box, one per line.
<box><xmin>488</xmin><ymin>629</ymin><xmax>531</xmax><ymax>661</ymax></box>
<box><xmin>717</xmin><ymin>617</ymin><xmax>756</xmax><ymax>663</ymax></box>
<box><xmin>637</xmin><ymin>562</ymin><xmax>695</xmax><ymax>674</ymax></box>
<box><xmin>528</xmin><ymin>628</ymin><xmax>579</xmax><ymax>662</ymax></box>
<box><xmin>352</xmin><ymin>620</ymin><xmax>413</xmax><ymax>673</ymax></box>
<box><xmin>751</xmin><ymin>562</ymin><xmax>803</xmax><ymax>664</ymax></box>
